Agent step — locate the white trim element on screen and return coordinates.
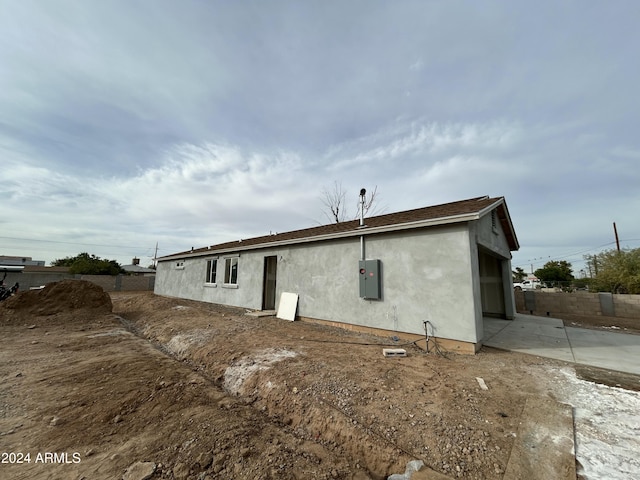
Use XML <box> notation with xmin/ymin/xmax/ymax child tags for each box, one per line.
<box><xmin>157</xmin><ymin>210</ymin><xmax>493</xmax><ymax>263</ymax></box>
<box><xmin>223</xmin><ymin>256</ymin><xmax>239</xmax><ymax>287</ymax></box>
<box><xmin>204</xmin><ymin>257</ymin><xmax>218</xmax><ymax>285</ymax></box>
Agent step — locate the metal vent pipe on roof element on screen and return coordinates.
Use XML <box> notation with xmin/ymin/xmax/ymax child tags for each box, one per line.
<box><xmin>359</xmin><ymin>188</ymin><xmax>366</xmax><ymax>261</ymax></box>
<box><xmin>359</xmin><ymin>188</ymin><xmax>366</xmax><ymax>227</ymax></box>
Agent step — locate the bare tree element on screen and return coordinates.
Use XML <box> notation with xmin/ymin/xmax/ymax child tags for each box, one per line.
<box><xmin>320</xmin><ymin>182</ymin><xmax>383</xmax><ymax>223</ymax></box>
<box><xmin>320</xmin><ymin>181</ymin><xmax>347</xmax><ymax>223</ymax></box>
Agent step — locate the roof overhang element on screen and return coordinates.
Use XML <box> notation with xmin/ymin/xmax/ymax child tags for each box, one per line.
<box><xmin>158</xmin><ymin>210</ymin><xmax>488</xmax><ymax>262</ymax></box>
<box><xmin>477</xmin><ymin>198</ymin><xmax>520</xmax><ymax>251</ymax></box>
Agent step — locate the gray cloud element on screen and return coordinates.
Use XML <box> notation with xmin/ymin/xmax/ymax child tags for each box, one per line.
<box><xmin>0</xmin><ymin>0</ymin><xmax>638</xmax><ymax>273</ymax></box>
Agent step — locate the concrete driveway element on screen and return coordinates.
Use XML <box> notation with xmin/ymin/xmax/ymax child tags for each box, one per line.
<box><xmin>483</xmin><ymin>314</ymin><xmax>640</xmax><ymax>376</ymax></box>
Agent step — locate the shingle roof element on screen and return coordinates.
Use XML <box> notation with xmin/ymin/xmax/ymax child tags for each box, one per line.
<box><xmin>159</xmin><ymin>196</ymin><xmax>518</xmax><ymax>261</ymax></box>
<box><xmin>122</xmin><ymin>264</ymin><xmax>157</xmax><ymax>274</ymax></box>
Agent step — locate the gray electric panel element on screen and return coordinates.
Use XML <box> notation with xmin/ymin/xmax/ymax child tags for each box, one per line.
<box><xmin>359</xmin><ymin>259</ymin><xmax>381</xmax><ymax>299</ymax></box>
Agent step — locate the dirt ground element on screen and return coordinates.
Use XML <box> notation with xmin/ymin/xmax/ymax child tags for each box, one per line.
<box><xmin>518</xmin><ymin>308</ymin><xmax>640</xmax><ymax>336</ymax></box>
<box><xmin>0</xmin><ymin>281</ymin><xmax>634</xmax><ymax>479</ymax></box>
<box><xmin>558</xmin><ymin>313</ymin><xmax>640</xmax><ymax>335</ymax></box>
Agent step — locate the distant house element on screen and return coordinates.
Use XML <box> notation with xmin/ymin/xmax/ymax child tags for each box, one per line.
<box><xmin>155</xmin><ymin>196</ymin><xmax>519</xmax><ymax>353</ymax></box>
<box><xmin>0</xmin><ymin>255</ymin><xmax>45</xmax><ymax>267</ymax></box>
<box><xmin>0</xmin><ymin>265</ymin><xmax>72</xmax><ymax>291</ymax></box>
<box><xmin>122</xmin><ymin>258</ymin><xmax>156</xmax><ymax>276</ymax></box>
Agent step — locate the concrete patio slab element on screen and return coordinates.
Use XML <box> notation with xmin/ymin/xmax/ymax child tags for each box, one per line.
<box><xmin>483</xmin><ymin>314</ymin><xmax>640</xmax><ymax>376</ymax></box>
<box><xmin>566</xmin><ymin>327</ymin><xmax>640</xmax><ymax>376</ymax></box>
<box><xmin>483</xmin><ymin>314</ymin><xmax>574</xmax><ymax>363</ymax></box>
<box><xmin>482</xmin><ymin>318</ymin><xmax>509</xmax><ymax>339</ymax></box>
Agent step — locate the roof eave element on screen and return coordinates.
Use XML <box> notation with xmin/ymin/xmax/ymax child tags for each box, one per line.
<box><xmin>158</xmin><ymin>212</ymin><xmax>482</xmax><ymax>262</ymax></box>
<box><xmin>477</xmin><ymin>197</ymin><xmax>519</xmax><ymax>251</ymax></box>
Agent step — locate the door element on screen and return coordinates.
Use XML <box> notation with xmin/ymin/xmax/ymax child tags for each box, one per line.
<box><xmin>262</xmin><ymin>256</ymin><xmax>277</xmax><ymax>310</ymax></box>
<box><xmin>478</xmin><ymin>249</ymin><xmax>506</xmax><ymax>318</ymax></box>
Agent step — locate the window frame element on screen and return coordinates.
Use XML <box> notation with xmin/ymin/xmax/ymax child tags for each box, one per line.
<box><xmin>223</xmin><ymin>255</ymin><xmax>239</xmax><ymax>288</ymax></box>
<box><xmin>204</xmin><ymin>258</ymin><xmax>218</xmax><ymax>286</ymax></box>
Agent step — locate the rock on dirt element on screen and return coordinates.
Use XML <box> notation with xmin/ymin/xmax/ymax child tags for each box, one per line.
<box><xmin>122</xmin><ymin>461</ymin><xmax>156</xmax><ymax>480</ymax></box>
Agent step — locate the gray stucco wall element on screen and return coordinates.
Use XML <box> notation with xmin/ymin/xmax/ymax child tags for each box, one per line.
<box><xmin>155</xmin><ymin>223</ymin><xmax>487</xmax><ymax>344</ymax></box>
<box><xmin>475</xmin><ymin>211</ymin><xmax>512</xmax><ymax>258</ymax></box>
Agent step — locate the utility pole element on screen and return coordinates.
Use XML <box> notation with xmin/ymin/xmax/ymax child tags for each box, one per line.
<box><xmin>153</xmin><ymin>242</ymin><xmax>158</xmax><ymax>269</ymax></box>
<box><xmin>613</xmin><ymin>222</ymin><xmax>620</xmax><ymax>252</ymax></box>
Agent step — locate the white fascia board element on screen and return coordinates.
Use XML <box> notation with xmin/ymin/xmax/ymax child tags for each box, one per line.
<box><xmin>476</xmin><ymin>198</ymin><xmax>503</xmax><ymax>218</ymax></box>
<box><xmin>158</xmin><ymin>212</ymin><xmax>479</xmax><ymax>263</ymax></box>
<box><xmin>497</xmin><ymin>201</ymin><xmax>520</xmax><ymax>250</ymax></box>
<box><xmin>0</xmin><ymin>265</ymin><xmax>25</xmax><ymax>272</ymax></box>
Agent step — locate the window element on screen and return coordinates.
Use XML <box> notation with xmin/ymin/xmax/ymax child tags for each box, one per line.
<box><xmin>205</xmin><ymin>258</ymin><xmax>217</xmax><ymax>285</ymax></box>
<box><xmin>224</xmin><ymin>257</ymin><xmax>238</xmax><ymax>286</ymax></box>
<box><xmin>175</xmin><ymin>261</ymin><xmax>185</xmax><ymax>270</ymax></box>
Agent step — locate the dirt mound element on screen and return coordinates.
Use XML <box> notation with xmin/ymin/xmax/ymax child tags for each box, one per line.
<box><xmin>1</xmin><ymin>279</ymin><xmax>112</xmax><ymax>316</ymax></box>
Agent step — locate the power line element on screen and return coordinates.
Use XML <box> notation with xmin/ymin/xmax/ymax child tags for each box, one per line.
<box><xmin>0</xmin><ymin>235</ymin><xmax>145</xmax><ymax>250</ymax></box>
<box><xmin>547</xmin><ymin>242</ymin><xmax>617</xmax><ymax>262</ymax></box>
<box><xmin>515</xmin><ymin>239</ymin><xmax>640</xmax><ymax>270</ymax></box>
<box><xmin>0</xmin><ymin>236</ymin><xmax>182</xmax><ymax>253</ymax></box>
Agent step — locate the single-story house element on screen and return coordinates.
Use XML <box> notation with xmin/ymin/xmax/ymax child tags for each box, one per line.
<box><xmin>155</xmin><ymin>196</ymin><xmax>519</xmax><ymax>353</ymax></box>
<box><xmin>122</xmin><ymin>258</ymin><xmax>157</xmax><ymax>276</ymax></box>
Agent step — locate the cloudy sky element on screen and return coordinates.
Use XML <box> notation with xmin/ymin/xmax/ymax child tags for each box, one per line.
<box><xmin>1</xmin><ymin>0</ymin><xmax>638</xmax><ymax>275</ymax></box>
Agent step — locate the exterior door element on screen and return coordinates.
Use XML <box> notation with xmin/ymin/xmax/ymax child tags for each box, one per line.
<box><xmin>479</xmin><ymin>249</ymin><xmax>506</xmax><ymax>318</ymax></box>
<box><xmin>262</xmin><ymin>256</ymin><xmax>277</xmax><ymax>310</ymax></box>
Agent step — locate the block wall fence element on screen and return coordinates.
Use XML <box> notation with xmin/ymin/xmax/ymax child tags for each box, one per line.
<box><xmin>79</xmin><ymin>275</ymin><xmax>155</xmax><ymax>292</ymax></box>
<box><xmin>515</xmin><ymin>290</ymin><xmax>640</xmax><ymax>319</ymax></box>
<box><xmin>3</xmin><ymin>272</ymin><xmax>155</xmax><ymax>292</ymax></box>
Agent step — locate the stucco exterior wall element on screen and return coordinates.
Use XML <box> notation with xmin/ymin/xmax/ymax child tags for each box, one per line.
<box><xmin>156</xmin><ymin>223</ymin><xmax>483</xmax><ymax>343</ymax></box>
<box><xmin>476</xmin><ymin>213</ymin><xmax>509</xmax><ymax>256</ymax></box>
<box><xmin>293</xmin><ymin>225</ymin><xmax>478</xmax><ymax>343</ymax></box>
